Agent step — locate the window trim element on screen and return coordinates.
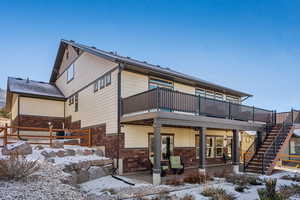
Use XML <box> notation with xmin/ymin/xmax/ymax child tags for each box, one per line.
<box><xmin>195</xmin><ymin>134</ymin><xmax>230</xmax><ymax>159</ymax></box>
<box><xmin>148</xmin><ymin>133</ymin><xmax>175</xmax><ymax>161</ymax></box>
<box><xmin>67</xmin><ymin>63</ymin><xmax>75</xmax><ymax>83</ymax></box>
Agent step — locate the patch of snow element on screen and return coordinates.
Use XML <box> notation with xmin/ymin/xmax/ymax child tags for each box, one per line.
<box><xmin>54</xmin><ymin>155</ymin><xmax>108</xmax><ymax>166</ymax></box>
<box><xmin>6</xmin><ymin>141</ymin><xmax>26</xmax><ymax>150</ymax></box>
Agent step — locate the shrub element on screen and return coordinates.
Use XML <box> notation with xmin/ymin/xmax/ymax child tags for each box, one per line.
<box><xmin>281</xmin><ymin>174</ymin><xmax>300</xmax><ymax>182</ymax></box>
<box><xmin>202</xmin><ymin>187</ymin><xmax>236</xmax><ymax>200</ymax></box>
<box><xmin>166</xmin><ymin>176</ymin><xmax>184</xmax><ymax>186</ymax></box>
<box><xmin>257</xmin><ymin>178</ymin><xmax>284</xmax><ymax>200</ymax></box>
<box><xmin>183</xmin><ymin>172</ymin><xmax>213</xmax><ymax>184</ymax></box>
<box><xmin>278</xmin><ymin>184</ymin><xmax>300</xmax><ymax>199</ymax></box>
<box><xmin>225</xmin><ymin>174</ymin><xmax>262</xmax><ymax>186</ymax></box>
<box><xmin>180</xmin><ymin>194</ymin><xmax>195</xmax><ymax>200</ymax></box>
<box><xmin>0</xmin><ymin>153</ymin><xmax>40</xmax><ymax>181</ymax></box>
<box><xmin>234</xmin><ymin>185</ymin><xmax>248</xmax><ymax>193</ymax></box>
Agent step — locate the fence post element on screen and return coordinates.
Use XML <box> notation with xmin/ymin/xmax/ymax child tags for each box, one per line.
<box><xmin>49</xmin><ymin>125</ymin><xmax>53</xmax><ymax>147</ymax></box>
<box><xmin>4</xmin><ymin>123</ymin><xmax>8</xmax><ymax>146</ymax></box>
<box><xmin>88</xmin><ymin>128</ymin><xmax>92</xmax><ymax>147</ymax></box>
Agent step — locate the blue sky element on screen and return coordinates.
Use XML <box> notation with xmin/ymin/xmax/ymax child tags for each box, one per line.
<box><xmin>0</xmin><ymin>0</ymin><xmax>299</xmax><ymax>112</ymax></box>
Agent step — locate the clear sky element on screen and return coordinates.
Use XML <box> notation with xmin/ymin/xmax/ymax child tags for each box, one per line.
<box><xmin>0</xmin><ymin>0</ymin><xmax>299</xmax><ymax>112</ymax></box>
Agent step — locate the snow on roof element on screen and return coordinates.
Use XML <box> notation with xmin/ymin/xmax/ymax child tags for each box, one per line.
<box><xmin>8</xmin><ymin>77</ymin><xmax>65</xmax><ymax>99</ymax></box>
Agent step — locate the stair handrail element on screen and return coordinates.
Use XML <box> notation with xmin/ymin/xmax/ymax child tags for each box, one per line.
<box><xmin>243</xmin><ymin>137</ymin><xmax>257</xmax><ymax>171</ymax></box>
<box><xmin>261</xmin><ymin>123</ymin><xmax>289</xmax><ymax>174</ymax></box>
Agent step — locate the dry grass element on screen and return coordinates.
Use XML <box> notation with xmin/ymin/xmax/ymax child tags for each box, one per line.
<box><xmin>225</xmin><ymin>173</ymin><xmax>262</xmax><ymax>186</ymax></box>
<box><xmin>202</xmin><ymin>187</ymin><xmax>236</xmax><ymax>200</ymax></box>
<box><xmin>0</xmin><ymin>153</ymin><xmax>40</xmax><ymax>181</ymax></box>
<box><xmin>183</xmin><ymin>172</ymin><xmax>213</xmax><ymax>184</ymax></box>
<box><xmin>166</xmin><ymin>176</ymin><xmax>184</xmax><ymax>186</ymax></box>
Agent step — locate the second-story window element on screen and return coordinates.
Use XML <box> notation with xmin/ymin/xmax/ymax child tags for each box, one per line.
<box><xmin>195</xmin><ymin>88</ymin><xmax>205</xmax><ymax>97</ymax></box>
<box><xmin>67</xmin><ymin>64</ymin><xmax>75</xmax><ymax>82</ymax></box>
<box><xmin>226</xmin><ymin>95</ymin><xmax>240</xmax><ymax>104</ymax></box>
<box><xmin>149</xmin><ymin>78</ymin><xmax>173</xmax><ymax>90</ymax></box>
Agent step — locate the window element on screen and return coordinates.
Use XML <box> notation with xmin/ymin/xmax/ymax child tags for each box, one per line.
<box><xmin>149</xmin><ymin>78</ymin><xmax>173</xmax><ymax>90</ymax></box>
<box><xmin>74</xmin><ymin>93</ymin><xmax>78</xmax><ymax>112</ymax></box>
<box><xmin>206</xmin><ymin>91</ymin><xmax>215</xmax><ymax>99</ymax></box>
<box><xmin>94</xmin><ymin>81</ymin><xmax>98</xmax><ymax>92</ymax></box>
<box><xmin>206</xmin><ymin>136</ymin><xmax>214</xmax><ymax>158</ymax></box>
<box><xmin>69</xmin><ymin>96</ymin><xmax>74</xmax><ymax>105</ymax></box>
<box><xmin>195</xmin><ymin>88</ymin><xmax>205</xmax><ymax>97</ymax></box>
<box><xmin>67</xmin><ymin>64</ymin><xmax>74</xmax><ymax>82</ymax></box>
<box><xmin>94</xmin><ymin>72</ymin><xmax>111</xmax><ymax>93</ymax></box>
<box><xmin>100</xmin><ymin>77</ymin><xmax>105</xmax><ymax>89</ymax></box>
<box><xmin>290</xmin><ymin>137</ymin><xmax>300</xmax><ymax>154</ymax></box>
<box><xmin>105</xmin><ymin>73</ymin><xmax>111</xmax><ymax>86</ymax></box>
<box><xmin>195</xmin><ymin>135</ymin><xmax>228</xmax><ymax>159</ymax></box>
<box><xmin>226</xmin><ymin>95</ymin><xmax>240</xmax><ymax>104</ymax></box>
<box><xmin>215</xmin><ymin>137</ymin><xmax>224</xmax><ymax>157</ymax></box>
<box><xmin>149</xmin><ymin>134</ymin><xmax>174</xmax><ymax>160</ymax></box>
<box><xmin>66</xmin><ymin>51</ymin><xmax>69</xmax><ymax>60</ymax></box>
<box><xmin>215</xmin><ymin>93</ymin><xmax>224</xmax><ymax>101</ymax></box>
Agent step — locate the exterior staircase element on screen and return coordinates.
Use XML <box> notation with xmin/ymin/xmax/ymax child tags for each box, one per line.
<box><xmin>244</xmin><ymin>124</ymin><xmax>294</xmax><ymax>174</ymax></box>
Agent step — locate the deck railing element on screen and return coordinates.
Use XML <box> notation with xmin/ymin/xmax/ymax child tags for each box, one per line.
<box><xmin>0</xmin><ymin>124</ymin><xmax>92</xmax><ymax>147</ymax></box>
<box><xmin>276</xmin><ymin>109</ymin><xmax>300</xmax><ymax>124</ymax></box>
<box><xmin>122</xmin><ymin>87</ymin><xmax>275</xmax><ymax>124</ymax></box>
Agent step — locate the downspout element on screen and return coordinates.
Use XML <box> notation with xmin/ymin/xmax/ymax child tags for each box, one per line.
<box><xmin>117</xmin><ymin>63</ymin><xmax>124</xmax><ymax>173</ymax></box>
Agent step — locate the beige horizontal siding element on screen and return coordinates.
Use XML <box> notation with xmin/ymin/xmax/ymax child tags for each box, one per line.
<box><xmin>121</xmin><ymin>71</ymin><xmax>148</xmax><ymax>98</ymax></box>
<box><xmin>59</xmin><ymin>44</ymin><xmax>80</xmax><ymax>75</ymax></box>
<box><xmin>122</xmin><ymin>125</ymin><xmax>233</xmax><ymax>148</ymax></box>
<box><xmin>174</xmin><ymin>82</ymin><xmax>195</xmax><ymax>94</ymax></box>
<box><xmin>19</xmin><ymin>97</ymin><xmax>64</xmax><ymax>117</ymax></box>
<box><xmin>65</xmin><ymin>69</ymin><xmax>118</xmax><ymax>134</ymax></box>
<box><xmin>56</xmin><ymin>52</ymin><xmax>118</xmax><ymax>97</ymax></box>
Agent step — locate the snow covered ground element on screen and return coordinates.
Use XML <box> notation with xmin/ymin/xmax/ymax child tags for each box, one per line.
<box><xmin>80</xmin><ymin>169</ymin><xmax>300</xmax><ymax>200</ymax></box>
<box><xmin>1</xmin><ymin>144</ymin><xmax>300</xmax><ymax>200</ymax></box>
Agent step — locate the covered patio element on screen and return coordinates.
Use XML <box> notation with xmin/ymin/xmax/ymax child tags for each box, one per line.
<box><xmin>121</xmin><ymin>111</ymin><xmax>266</xmax><ymax>185</ymax></box>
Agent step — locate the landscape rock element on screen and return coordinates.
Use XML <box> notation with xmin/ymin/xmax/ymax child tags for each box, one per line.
<box><xmin>65</xmin><ymin>149</ymin><xmax>76</xmax><ymax>156</ymax></box>
<box><xmin>51</xmin><ymin>141</ymin><xmax>64</xmax><ymax>148</ymax></box>
<box><xmin>2</xmin><ymin>141</ymin><xmax>32</xmax><ymax>155</ymax></box>
<box><xmin>83</xmin><ymin>149</ymin><xmax>93</xmax><ymax>156</ymax></box>
<box><xmin>76</xmin><ymin>170</ymin><xmax>90</xmax><ymax>184</ymax></box>
<box><xmin>88</xmin><ymin>166</ymin><xmax>108</xmax><ymax>180</ymax></box>
<box><xmin>56</xmin><ymin>150</ymin><xmax>66</xmax><ymax>157</ymax></box>
<box><xmin>34</xmin><ymin>145</ymin><xmax>44</xmax><ymax>150</ymax></box>
<box><xmin>93</xmin><ymin>149</ymin><xmax>104</xmax><ymax>156</ymax></box>
<box><xmin>41</xmin><ymin>150</ymin><xmax>56</xmax><ymax>158</ymax></box>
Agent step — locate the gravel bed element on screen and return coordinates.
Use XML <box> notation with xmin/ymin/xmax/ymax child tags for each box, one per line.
<box><xmin>0</xmin><ymin>162</ymin><xmax>88</xmax><ymax>200</ymax></box>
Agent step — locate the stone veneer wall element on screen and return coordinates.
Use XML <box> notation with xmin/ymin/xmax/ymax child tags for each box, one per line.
<box><xmin>12</xmin><ymin>115</ymin><xmax>65</xmax><ymax>129</ymax></box>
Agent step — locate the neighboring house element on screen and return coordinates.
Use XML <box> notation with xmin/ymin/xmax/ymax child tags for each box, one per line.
<box><xmin>5</xmin><ymin>39</ymin><xmax>276</xmax><ymax>184</ymax></box>
<box><xmin>0</xmin><ymin>89</ymin><xmax>5</xmax><ymax>109</ymax></box>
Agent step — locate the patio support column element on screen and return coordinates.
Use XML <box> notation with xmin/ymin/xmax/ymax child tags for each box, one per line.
<box><xmin>198</xmin><ymin>127</ymin><xmax>206</xmax><ymax>174</ymax></box>
<box><xmin>153</xmin><ymin>118</ymin><xmax>161</xmax><ymax>185</ymax></box>
<box><xmin>232</xmin><ymin>129</ymin><xmax>240</xmax><ymax>174</ymax></box>
<box><xmin>256</xmin><ymin>131</ymin><xmax>263</xmax><ymax>149</ymax></box>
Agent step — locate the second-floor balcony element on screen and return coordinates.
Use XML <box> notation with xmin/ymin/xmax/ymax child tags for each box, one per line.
<box><xmin>121</xmin><ymin>87</ymin><xmax>276</xmax><ymax>127</ymax></box>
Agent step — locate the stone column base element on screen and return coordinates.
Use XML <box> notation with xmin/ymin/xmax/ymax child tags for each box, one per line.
<box><xmin>118</xmin><ymin>159</ymin><xmax>123</xmax><ymax>175</ymax></box>
<box><xmin>198</xmin><ymin>168</ymin><xmax>206</xmax><ymax>175</ymax></box>
<box><xmin>233</xmin><ymin>165</ymin><xmax>240</xmax><ymax>174</ymax></box>
<box><xmin>153</xmin><ymin>172</ymin><xmax>161</xmax><ymax>185</ymax></box>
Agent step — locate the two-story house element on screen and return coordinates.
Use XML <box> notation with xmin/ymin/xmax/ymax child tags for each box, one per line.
<box><xmin>5</xmin><ymin>39</ymin><xmax>277</xmax><ymax>184</ymax></box>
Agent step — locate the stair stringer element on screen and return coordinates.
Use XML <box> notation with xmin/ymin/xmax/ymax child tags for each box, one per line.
<box><xmin>265</xmin><ymin>125</ymin><xmax>295</xmax><ymax>175</ymax></box>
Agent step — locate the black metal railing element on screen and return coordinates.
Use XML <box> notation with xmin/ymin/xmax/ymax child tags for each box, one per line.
<box><xmin>276</xmin><ymin>109</ymin><xmax>300</xmax><ymax>124</ymax></box>
<box><xmin>243</xmin><ymin>138</ymin><xmax>257</xmax><ymax>171</ymax></box>
<box><xmin>122</xmin><ymin>87</ymin><xmax>276</xmax><ymax>124</ymax></box>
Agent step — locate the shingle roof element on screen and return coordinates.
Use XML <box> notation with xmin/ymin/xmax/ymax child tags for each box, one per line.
<box><xmin>7</xmin><ymin>77</ymin><xmax>65</xmax><ymax>99</ymax></box>
<box><xmin>50</xmin><ymin>39</ymin><xmax>252</xmax><ymax>97</ymax></box>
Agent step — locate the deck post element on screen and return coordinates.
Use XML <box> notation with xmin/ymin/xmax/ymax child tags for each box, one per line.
<box><xmin>198</xmin><ymin>127</ymin><xmax>206</xmax><ymax>174</ymax></box>
<box><xmin>232</xmin><ymin>129</ymin><xmax>240</xmax><ymax>173</ymax></box>
<box><xmin>153</xmin><ymin>118</ymin><xmax>161</xmax><ymax>185</ymax></box>
<box><xmin>256</xmin><ymin>130</ymin><xmax>263</xmax><ymax>149</ymax></box>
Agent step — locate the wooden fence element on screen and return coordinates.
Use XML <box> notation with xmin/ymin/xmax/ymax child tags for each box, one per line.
<box><xmin>0</xmin><ymin>124</ymin><xmax>92</xmax><ymax>147</ymax></box>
